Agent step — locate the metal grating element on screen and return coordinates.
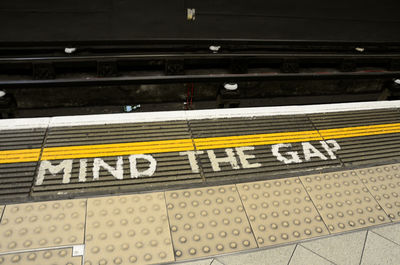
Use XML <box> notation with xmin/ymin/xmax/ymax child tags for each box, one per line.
<box><xmin>0</xmin><ymin>128</ymin><xmax>46</xmax><ymax>202</ymax></box>
<box><xmin>32</xmin><ymin>121</ymin><xmax>201</xmax><ymax>198</ymax></box>
<box><xmin>309</xmin><ymin>109</ymin><xmax>400</xmax><ymax>166</ymax></box>
<box><xmin>45</xmin><ymin>121</ymin><xmax>191</xmax><ymax>147</ymax></box>
<box><xmin>189</xmin><ymin>116</ymin><xmax>341</xmax><ymax>183</ymax></box>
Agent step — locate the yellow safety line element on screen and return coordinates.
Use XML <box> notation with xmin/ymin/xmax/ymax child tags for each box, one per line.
<box><xmin>1</xmin><ymin>122</ymin><xmax>400</xmax><ymax>164</ymax></box>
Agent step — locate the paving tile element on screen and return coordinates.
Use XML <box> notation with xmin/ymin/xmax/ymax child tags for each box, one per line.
<box><xmin>217</xmin><ymin>244</ymin><xmax>296</xmax><ymax>265</ymax></box>
<box><xmin>300</xmin><ymin>170</ymin><xmax>389</xmax><ymax>233</ymax></box>
<box><xmin>237</xmin><ymin>178</ymin><xmax>328</xmax><ymax>247</ymax></box>
<box><xmin>360</xmin><ymin>231</ymin><xmax>400</xmax><ymax>265</ymax></box>
<box><xmin>166</xmin><ymin>185</ymin><xmax>257</xmax><ymax>261</ymax></box>
<box><xmin>371</xmin><ymin>222</ymin><xmax>400</xmax><ymax>245</ymax></box>
<box><xmin>177</xmin><ymin>259</ymin><xmax>213</xmax><ymax>265</ymax></box>
<box><xmin>289</xmin><ymin>245</ymin><xmax>334</xmax><ymax>265</ymax></box>
<box><xmin>0</xmin><ymin>247</ymin><xmax>81</xmax><ymax>265</ymax></box>
<box><xmin>301</xmin><ymin>230</ymin><xmax>367</xmax><ymax>265</ymax></box>
<box><xmin>85</xmin><ymin>193</ymin><xmax>174</xmax><ymax>265</ymax></box>
<box><xmin>356</xmin><ymin>164</ymin><xmax>400</xmax><ymax>221</ymax></box>
<box><xmin>0</xmin><ymin>199</ymin><xmax>86</xmax><ymax>252</ymax></box>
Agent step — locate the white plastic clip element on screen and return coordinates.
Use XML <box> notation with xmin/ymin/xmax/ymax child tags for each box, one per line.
<box><xmin>187</xmin><ymin>8</ymin><xmax>195</xmax><ymax>20</ymax></box>
<box><xmin>209</xmin><ymin>45</ymin><xmax>221</xmax><ymax>53</ymax></box>
<box><xmin>224</xmin><ymin>83</ymin><xmax>238</xmax><ymax>91</ymax></box>
<box><xmin>65</xmin><ymin>47</ymin><xmax>77</xmax><ymax>54</ymax></box>
<box><xmin>72</xmin><ymin>245</ymin><xmax>85</xmax><ymax>256</ymax></box>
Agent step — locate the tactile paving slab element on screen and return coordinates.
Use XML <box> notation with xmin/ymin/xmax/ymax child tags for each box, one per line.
<box><xmin>300</xmin><ymin>170</ymin><xmax>389</xmax><ymax>233</ymax></box>
<box><xmin>237</xmin><ymin>177</ymin><xmax>329</xmax><ymax>247</ymax></box>
<box><xmin>85</xmin><ymin>193</ymin><xmax>174</xmax><ymax>265</ymax></box>
<box><xmin>0</xmin><ymin>199</ymin><xmax>86</xmax><ymax>252</ymax></box>
<box><xmin>0</xmin><ymin>247</ymin><xmax>81</xmax><ymax>265</ymax></box>
<box><xmin>356</xmin><ymin>164</ymin><xmax>400</xmax><ymax>221</ymax></box>
<box><xmin>166</xmin><ymin>185</ymin><xmax>257</xmax><ymax>261</ymax></box>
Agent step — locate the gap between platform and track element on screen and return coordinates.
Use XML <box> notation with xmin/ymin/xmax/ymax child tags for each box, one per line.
<box><xmin>0</xmin><ymin>100</ymin><xmax>400</xmax><ymax>130</ymax></box>
<box><xmin>1</xmin><ymin>122</ymin><xmax>400</xmax><ymax>164</ymax></box>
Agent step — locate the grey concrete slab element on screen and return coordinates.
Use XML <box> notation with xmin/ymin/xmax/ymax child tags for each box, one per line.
<box><xmin>216</xmin><ymin>244</ymin><xmax>295</xmax><ymax>265</ymax></box>
<box><xmin>371</xmin><ymin>223</ymin><xmax>400</xmax><ymax>245</ymax></box>
<box><xmin>360</xmin><ymin>231</ymin><xmax>400</xmax><ymax>265</ymax></box>
<box><xmin>172</xmin><ymin>258</ymin><xmax>213</xmax><ymax>265</ymax></box>
<box><xmin>301</xmin><ymin>230</ymin><xmax>367</xmax><ymax>265</ymax></box>
<box><xmin>289</xmin><ymin>245</ymin><xmax>334</xmax><ymax>265</ymax></box>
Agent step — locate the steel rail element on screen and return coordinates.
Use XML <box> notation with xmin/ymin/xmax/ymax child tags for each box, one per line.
<box><xmin>0</xmin><ymin>71</ymin><xmax>398</xmax><ymax>88</ymax></box>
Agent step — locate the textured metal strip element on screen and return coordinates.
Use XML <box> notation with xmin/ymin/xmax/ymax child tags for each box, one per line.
<box><xmin>310</xmin><ymin>110</ymin><xmax>400</xmax><ymax>165</ymax></box>
<box><xmin>0</xmin><ymin>128</ymin><xmax>46</xmax><ymax>201</ymax></box>
<box><xmin>198</xmin><ymin>143</ymin><xmax>341</xmax><ymax>183</ymax></box>
<box><xmin>46</xmin><ymin>121</ymin><xmax>191</xmax><ymax>147</ymax></box>
<box><xmin>31</xmin><ymin>152</ymin><xmax>202</xmax><ymax>198</ymax></box>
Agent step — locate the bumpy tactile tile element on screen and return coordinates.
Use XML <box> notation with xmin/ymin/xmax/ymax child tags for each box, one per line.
<box><xmin>0</xmin><ymin>199</ymin><xmax>86</xmax><ymax>252</ymax></box>
<box><xmin>237</xmin><ymin>177</ymin><xmax>328</xmax><ymax>246</ymax></box>
<box><xmin>356</xmin><ymin>164</ymin><xmax>400</xmax><ymax>221</ymax></box>
<box><xmin>85</xmin><ymin>193</ymin><xmax>174</xmax><ymax>265</ymax></box>
<box><xmin>166</xmin><ymin>185</ymin><xmax>257</xmax><ymax>261</ymax></box>
<box><xmin>300</xmin><ymin>170</ymin><xmax>389</xmax><ymax>233</ymax></box>
<box><xmin>0</xmin><ymin>247</ymin><xmax>81</xmax><ymax>265</ymax></box>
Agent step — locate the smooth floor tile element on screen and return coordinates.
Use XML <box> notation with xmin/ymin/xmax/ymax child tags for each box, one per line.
<box><xmin>301</xmin><ymin>230</ymin><xmax>367</xmax><ymax>265</ymax></box>
<box><xmin>371</xmin><ymin>223</ymin><xmax>400</xmax><ymax>245</ymax></box>
<box><xmin>289</xmin><ymin>245</ymin><xmax>334</xmax><ymax>265</ymax></box>
<box><xmin>217</xmin><ymin>244</ymin><xmax>296</xmax><ymax>265</ymax></box>
<box><xmin>360</xmin><ymin>231</ymin><xmax>400</xmax><ymax>265</ymax></box>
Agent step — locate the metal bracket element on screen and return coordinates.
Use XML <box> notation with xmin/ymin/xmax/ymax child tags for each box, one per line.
<box><xmin>165</xmin><ymin>59</ymin><xmax>185</xmax><ymax>75</ymax></box>
<box><xmin>33</xmin><ymin>62</ymin><xmax>55</xmax><ymax>80</ymax></box>
<box><xmin>390</xmin><ymin>59</ymin><xmax>400</xmax><ymax>71</ymax></box>
<box><xmin>217</xmin><ymin>83</ymin><xmax>240</xmax><ymax>108</ymax></box>
<box><xmin>281</xmin><ymin>59</ymin><xmax>299</xmax><ymax>73</ymax></box>
<box><xmin>230</xmin><ymin>58</ymin><xmax>248</xmax><ymax>74</ymax></box>
<box><xmin>340</xmin><ymin>59</ymin><xmax>356</xmax><ymax>72</ymax></box>
<box><xmin>97</xmin><ymin>60</ymin><xmax>118</xmax><ymax>77</ymax></box>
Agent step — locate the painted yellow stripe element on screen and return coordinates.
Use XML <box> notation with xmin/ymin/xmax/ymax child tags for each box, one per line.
<box><xmin>41</xmin><ymin>139</ymin><xmax>195</xmax><ymax>160</ymax></box>
<box><xmin>0</xmin><ymin>149</ymin><xmax>41</xmax><ymax>164</ymax></box>
<box><xmin>194</xmin><ymin>131</ymin><xmax>323</xmax><ymax>150</ymax></box>
<box><xmin>1</xmin><ymin>122</ymin><xmax>400</xmax><ymax>164</ymax></box>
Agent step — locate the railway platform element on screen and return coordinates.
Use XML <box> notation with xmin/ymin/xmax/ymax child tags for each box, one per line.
<box><xmin>0</xmin><ymin>100</ymin><xmax>400</xmax><ymax>265</ymax></box>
